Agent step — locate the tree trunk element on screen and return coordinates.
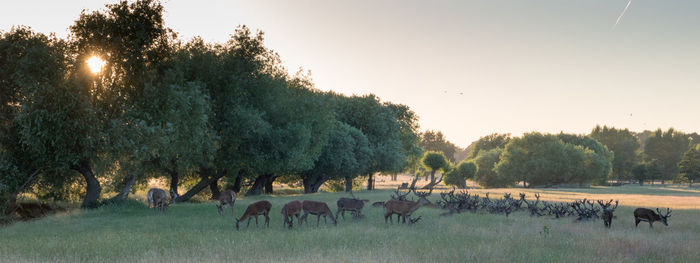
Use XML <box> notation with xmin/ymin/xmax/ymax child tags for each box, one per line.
<box><xmin>661</xmin><ymin>180</ymin><xmax>665</xmax><ymax>185</ymax></box>
<box><xmin>367</xmin><ymin>174</ymin><xmax>374</xmax><ymax>190</ymax></box>
<box><xmin>263</xmin><ymin>175</ymin><xmax>277</xmax><ymax>194</ymax></box>
<box><xmin>430</xmin><ymin>170</ymin><xmax>436</xmax><ymax>184</ymax></box>
<box><xmin>639</xmin><ymin>180</ymin><xmax>644</xmax><ymax>186</ymax></box>
<box><xmin>167</xmin><ymin>170</ymin><xmax>179</xmax><ymax>200</ymax></box>
<box><xmin>246</xmin><ymin>174</ymin><xmax>272</xmax><ymax>196</ymax></box>
<box><xmin>303</xmin><ymin>177</ymin><xmax>327</xmax><ymax>193</ymax></box>
<box><xmin>174</xmin><ymin>168</ymin><xmax>226</xmax><ymax>203</ymax></box>
<box><xmin>2</xmin><ymin>168</ymin><xmax>41</xmax><ymax>216</ymax></box>
<box><xmin>109</xmin><ymin>174</ymin><xmax>135</xmax><ymax>201</ymax></box>
<box><xmin>209</xmin><ymin>179</ymin><xmax>221</xmax><ymax>200</ymax></box>
<box><xmin>690</xmin><ymin>180</ymin><xmax>693</xmax><ymax>188</ymax></box>
<box><xmin>345</xmin><ymin>177</ymin><xmax>353</xmax><ymax>192</ymax></box>
<box><xmin>73</xmin><ymin>163</ymin><xmax>101</xmax><ymax>208</ymax></box>
<box><xmin>232</xmin><ymin>172</ymin><xmax>243</xmax><ymax>193</ymax></box>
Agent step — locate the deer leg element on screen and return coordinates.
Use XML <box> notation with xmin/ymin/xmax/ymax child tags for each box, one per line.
<box><xmin>384</xmin><ymin>212</ymin><xmax>390</xmax><ymax>224</ymax></box>
<box><xmin>316</xmin><ymin>214</ymin><xmax>320</xmax><ymax>226</ymax></box>
<box><xmin>230</xmin><ymin>205</ymin><xmax>234</xmax><ymax>217</ymax></box>
<box><xmin>649</xmin><ymin>221</ymin><xmax>653</xmax><ymax>228</ymax></box>
<box><xmin>300</xmin><ymin>212</ymin><xmax>308</xmax><ymax>226</ymax></box>
<box><xmin>264</xmin><ymin>212</ymin><xmax>270</xmax><ymax>227</ymax></box>
<box><xmin>247</xmin><ymin>217</ymin><xmax>252</xmax><ymax>227</ymax></box>
<box><xmin>635</xmin><ymin>218</ymin><xmax>640</xmax><ymax>227</ymax></box>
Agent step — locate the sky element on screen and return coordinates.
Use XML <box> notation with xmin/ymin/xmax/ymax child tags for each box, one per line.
<box><xmin>2</xmin><ymin>0</ymin><xmax>699</xmax><ymax>147</ymax></box>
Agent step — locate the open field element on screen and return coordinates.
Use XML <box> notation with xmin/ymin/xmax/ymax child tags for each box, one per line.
<box><xmin>2</xmin><ymin>185</ymin><xmax>700</xmax><ymax>263</ymax></box>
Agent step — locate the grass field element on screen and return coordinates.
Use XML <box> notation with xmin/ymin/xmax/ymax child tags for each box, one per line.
<box><xmin>2</xmin><ymin>185</ymin><xmax>700</xmax><ymax>262</ymax></box>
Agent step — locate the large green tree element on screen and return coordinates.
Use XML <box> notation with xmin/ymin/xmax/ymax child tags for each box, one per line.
<box><xmin>590</xmin><ymin>125</ymin><xmax>640</xmax><ymax>181</ymax></box>
<box><xmin>300</xmin><ymin>122</ymin><xmax>371</xmax><ymax>193</ymax></box>
<box><xmin>644</xmin><ymin>128</ymin><xmax>690</xmax><ymax>184</ymax></box>
<box><xmin>474</xmin><ymin>148</ymin><xmax>513</xmax><ymax>188</ymax></box>
<box><xmin>679</xmin><ymin>144</ymin><xmax>700</xmax><ymax>187</ymax></box>
<box><xmin>495</xmin><ymin>133</ymin><xmax>611</xmax><ymax>188</ymax></box>
<box><xmin>470</xmin><ymin>133</ymin><xmax>511</xmax><ymax>159</ymax></box>
<box><xmin>420</xmin><ymin>130</ymin><xmax>458</xmax><ymax>162</ymax></box>
<box><xmin>444</xmin><ymin>160</ymin><xmax>476</xmax><ymax>188</ymax></box>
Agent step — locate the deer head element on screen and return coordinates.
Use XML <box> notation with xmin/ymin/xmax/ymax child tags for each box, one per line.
<box><xmin>656</xmin><ymin>208</ymin><xmax>672</xmax><ymax>226</ymax></box>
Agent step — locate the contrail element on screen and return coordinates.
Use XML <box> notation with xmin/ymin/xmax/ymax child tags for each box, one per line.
<box><xmin>611</xmin><ymin>0</ymin><xmax>633</xmax><ymax>31</ymax></box>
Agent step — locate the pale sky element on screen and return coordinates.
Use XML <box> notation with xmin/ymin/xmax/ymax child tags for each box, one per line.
<box><xmin>2</xmin><ymin>0</ymin><xmax>699</xmax><ymax>147</ymax></box>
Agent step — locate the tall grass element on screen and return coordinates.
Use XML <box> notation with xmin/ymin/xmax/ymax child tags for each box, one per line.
<box><xmin>1</xmin><ymin>187</ymin><xmax>699</xmax><ymax>262</ymax></box>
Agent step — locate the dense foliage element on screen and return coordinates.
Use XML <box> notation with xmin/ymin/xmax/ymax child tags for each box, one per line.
<box><xmin>0</xmin><ymin>0</ymin><xmax>420</xmax><ymax>209</ymax></box>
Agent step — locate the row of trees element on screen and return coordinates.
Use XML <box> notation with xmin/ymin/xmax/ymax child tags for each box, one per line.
<box><xmin>437</xmin><ymin>126</ymin><xmax>699</xmax><ymax>189</ymax></box>
<box><xmin>0</xmin><ymin>0</ymin><xmax>421</xmax><ymax>210</ymax></box>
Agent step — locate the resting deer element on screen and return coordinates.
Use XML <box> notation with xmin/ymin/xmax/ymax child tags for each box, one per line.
<box><xmin>597</xmin><ymin>200</ymin><xmax>618</xmax><ymax>228</ymax></box>
<box><xmin>384</xmin><ymin>189</ymin><xmax>431</xmax><ymax>224</ymax></box>
<box><xmin>217</xmin><ymin>189</ymin><xmax>237</xmax><ymax>216</ymax></box>
<box><xmin>281</xmin><ymin>200</ymin><xmax>302</xmax><ymax>228</ymax></box>
<box><xmin>300</xmin><ymin>200</ymin><xmax>337</xmax><ymax>226</ymax></box>
<box><xmin>147</xmin><ymin>188</ymin><xmax>170</xmax><ymax>214</ymax></box>
<box><xmin>634</xmin><ymin>208</ymin><xmax>671</xmax><ymax>228</ymax></box>
<box><xmin>236</xmin><ymin>200</ymin><xmax>271</xmax><ymax>230</ymax></box>
<box><xmin>336</xmin><ymin>191</ymin><xmax>369</xmax><ymax>220</ymax></box>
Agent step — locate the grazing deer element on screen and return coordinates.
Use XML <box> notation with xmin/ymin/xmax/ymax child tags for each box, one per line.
<box><xmin>147</xmin><ymin>188</ymin><xmax>170</xmax><ymax>214</ymax></box>
<box><xmin>597</xmin><ymin>200</ymin><xmax>618</xmax><ymax>228</ymax></box>
<box><xmin>300</xmin><ymin>200</ymin><xmax>337</xmax><ymax>226</ymax></box>
<box><xmin>336</xmin><ymin>191</ymin><xmax>369</xmax><ymax>220</ymax></box>
<box><xmin>216</xmin><ymin>189</ymin><xmax>237</xmax><ymax>216</ymax></box>
<box><xmin>384</xmin><ymin>189</ymin><xmax>431</xmax><ymax>224</ymax></box>
<box><xmin>281</xmin><ymin>200</ymin><xmax>302</xmax><ymax>228</ymax></box>
<box><xmin>236</xmin><ymin>200</ymin><xmax>272</xmax><ymax>230</ymax></box>
<box><xmin>634</xmin><ymin>208</ymin><xmax>671</xmax><ymax>228</ymax></box>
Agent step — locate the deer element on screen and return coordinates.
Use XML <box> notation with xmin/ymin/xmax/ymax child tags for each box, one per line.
<box><xmin>235</xmin><ymin>200</ymin><xmax>272</xmax><ymax>230</ymax></box>
<box><xmin>281</xmin><ymin>200</ymin><xmax>302</xmax><ymax>228</ymax></box>
<box><xmin>597</xmin><ymin>200</ymin><xmax>618</xmax><ymax>228</ymax></box>
<box><xmin>384</xmin><ymin>188</ymin><xmax>432</xmax><ymax>224</ymax></box>
<box><xmin>147</xmin><ymin>188</ymin><xmax>170</xmax><ymax>214</ymax></box>
<box><xmin>336</xmin><ymin>191</ymin><xmax>369</xmax><ymax>220</ymax></box>
<box><xmin>216</xmin><ymin>189</ymin><xmax>237</xmax><ymax>216</ymax></box>
<box><xmin>300</xmin><ymin>200</ymin><xmax>337</xmax><ymax>226</ymax></box>
<box><xmin>634</xmin><ymin>207</ymin><xmax>671</xmax><ymax>228</ymax></box>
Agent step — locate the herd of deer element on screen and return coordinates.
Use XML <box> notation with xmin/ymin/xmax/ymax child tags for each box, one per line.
<box><xmin>145</xmin><ymin>186</ymin><xmax>673</xmax><ymax>230</ymax></box>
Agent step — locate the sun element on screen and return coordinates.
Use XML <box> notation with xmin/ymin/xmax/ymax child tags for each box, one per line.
<box><xmin>86</xmin><ymin>56</ymin><xmax>106</xmax><ymax>74</ymax></box>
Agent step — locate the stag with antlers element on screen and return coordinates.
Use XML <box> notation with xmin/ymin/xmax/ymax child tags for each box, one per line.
<box><xmin>634</xmin><ymin>208</ymin><xmax>671</xmax><ymax>228</ymax></box>
<box><xmin>597</xmin><ymin>200</ymin><xmax>619</xmax><ymax>228</ymax></box>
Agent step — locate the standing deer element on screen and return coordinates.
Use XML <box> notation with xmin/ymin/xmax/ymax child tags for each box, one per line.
<box><xmin>634</xmin><ymin>208</ymin><xmax>671</xmax><ymax>228</ymax></box>
<box><xmin>281</xmin><ymin>200</ymin><xmax>302</xmax><ymax>228</ymax></box>
<box><xmin>147</xmin><ymin>188</ymin><xmax>170</xmax><ymax>214</ymax></box>
<box><xmin>300</xmin><ymin>200</ymin><xmax>337</xmax><ymax>226</ymax></box>
<box><xmin>597</xmin><ymin>200</ymin><xmax>618</xmax><ymax>228</ymax></box>
<box><xmin>217</xmin><ymin>189</ymin><xmax>237</xmax><ymax>216</ymax></box>
<box><xmin>384</xmin><ymin>189</ymin><xmax>431</xmax><ymax>224</ymax></box>
<box><xmin>336</xmin><ymin>191</ymin><xmax>369</xmax><ymax>220</ymax></box>
<box><xmin>236</xmin><ymin>200</ymin><xmax>272</xmax><ymax>230</ymax></box>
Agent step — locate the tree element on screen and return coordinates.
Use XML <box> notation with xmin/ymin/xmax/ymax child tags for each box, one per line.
<box><xmin>590</xmin><ymin>125</ymin><xmax>640</xmax><ymax>181</ymax></box>
<box><xmin>420</xmin><ymin>130</ymin><xmax>458</xmax><ymax>162</ymax></box>
<box><xmin>644</xmin><ymin>128</ymin><xmax>690</xmax><ymax>184</ymax></box>
<box><xmin>474</xmin><ymin>148</ymin><xmax>513</xmax><ymax>188</ymax></box>
<box><xmin>421</xmin><ymin>151</ymin><xmax>449</xmax><ymax>189</ymax></box>
<box><xmin>444</xmin><ymin>160</ymin><xmax>476</xmax><ymax>188</ymax></box>
<box><xmin>470</xmin><ymin>133</ymin><xmax>511</xmax><ymax>159</ymax></box>
<box><xmin>335</xmin><ymin>94</ymin><xmax>405</xmax><ymax>190</ymax></box>
<box><xmin>679</xmin><ymin>144</ymin><xmax>700</xmax><ymax>187</ymax></box>
<box><xmin>495</xmin><ymin>133</ymin><xmax>611</xmax><ymax>188</ymax></box>
<box><xmin>631</xmin><ymin>164</ymin><xmax>648</xmax><ymax>186</ymax></box>
<box><xmin>557</xmin><ymin>133</ymin><xmax>613</xmax><ymax>185</ymax></box>
<box><xmin>300</xmin><ymin>122</ymin><xmax>371</xmax><ymax>193</ymax></box>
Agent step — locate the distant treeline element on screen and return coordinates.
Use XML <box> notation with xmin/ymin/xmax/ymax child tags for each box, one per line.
<box><xmin>421</xmin><ymin>127</ymin><xmax>700</xmax><ymax>188</ymax></box>
<box><xmin>0</xmin><ymin>0</ymin><xmax>422</xmax><ymax>209</ymax></box>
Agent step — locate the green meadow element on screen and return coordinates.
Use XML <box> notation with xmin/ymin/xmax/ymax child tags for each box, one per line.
<box><xmin>2</xmin><ymin>185</ymin><xmax>700</xmax><ymax>263</ymax></box>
